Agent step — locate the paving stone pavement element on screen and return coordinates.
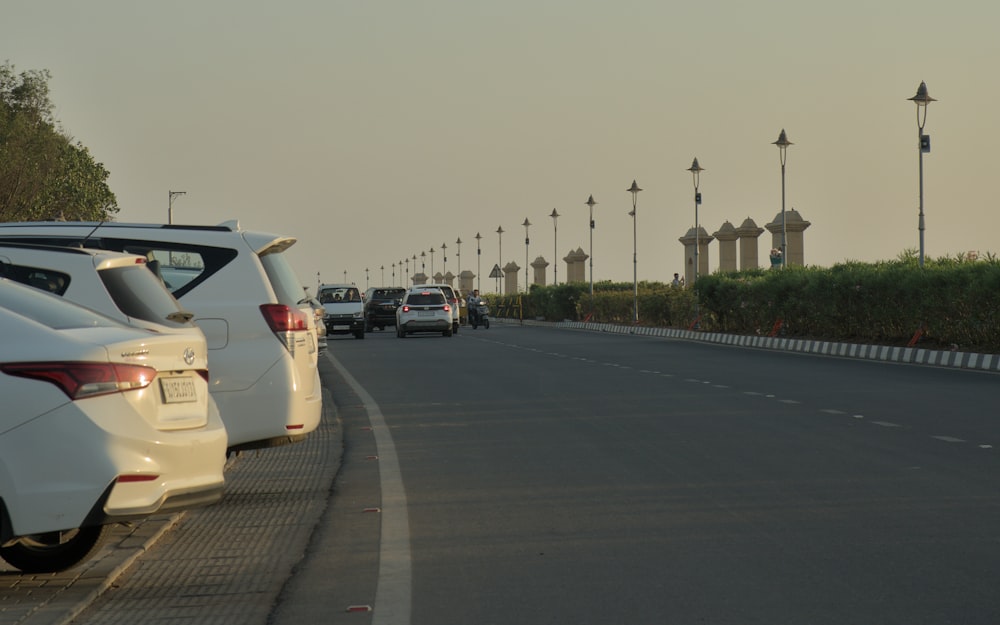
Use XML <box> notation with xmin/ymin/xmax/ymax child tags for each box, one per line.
<box><xmin>0</xmin><ymin>357</ymin><xmax>342</xmax><ymax>625</ymax></box>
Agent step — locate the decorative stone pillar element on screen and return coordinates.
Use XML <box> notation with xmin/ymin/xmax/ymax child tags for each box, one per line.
<box><xmin>443</xmin><ymin>271</ymin><xmax>455</xmax><ymax>287</ymax></box>
<box><xmin>432</xmin><ymin>272</ymin><xmax>444</xmax><ymax>284</ymax></box>
<box><xmin>678</xmin><ymin>226</ymin><xmax>714</xmax><ymax>285</ymax></box>
<box><xmin>503</xmin><ymin>261</ymin><xmax>520</xmax><ymax>294</ymax></box>
<box><xmin>412</xmin><ymin>272</ymin><xmax>428</xmax><ymax>286</ymax></box>
<box><xmin>531</xmin><ymin>256</ymin><xmax>549</xmax><ymax>286</ymax></box>
<box><xmin>564</xmin><ymin>248</ymin><xmax>586</xmax><ymax>283</ymax></box>
<box><xmin>735</xmin><ymin>217</ymin><xmax>765</xmax><ymax>270</ymax></box>
<box><xmin>458</xmin><ymin>270</ymin><xmax>475</xmax><ymax>294</ymax></box>
<box><xmin>713</xmin><ymin>221</ymin><xmax>738</xmax><ymax>273</ymax></box>
<box><xmin>765</xmin><ymin>208</ymin><xmax>811</xmax><ymax>266</ymax></box>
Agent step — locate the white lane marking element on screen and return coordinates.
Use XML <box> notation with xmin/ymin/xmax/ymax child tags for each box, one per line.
<box><xmin>820</xmin><ymin>409</ymin><xmax>846</xmax><ymax>415</ymax></box>
<box><xmin>980</xmin><ymin>445</ymin><xmax>993</xmax><ymax>449</ymax></box>
<box><xmin>853</xmin><ymin>415</ymin><xmax>865</xmax><ymax>419</ymax></box>
<box><xmin>744</xmin><ymin>391</ymin><xmax>765</xmax><ymax>396</ymax></box>
<box><xmin>932</xmin><ymin>435</ymin><xmax>966</xmax><ymax>443</ymax></box>
<box><xmin>327</xmin><ymin>352</ymin><xmax>412</xmax><ymax>625</ymax></box>
<box><xmin>871</xmin><ymin>421</ymin><xmax>901</xmax><ymax>428</ymax></box>
<box><xmin>778</xmin><ymin>399</ymin><xmax>801</xmax><ymax>404</ymax></box>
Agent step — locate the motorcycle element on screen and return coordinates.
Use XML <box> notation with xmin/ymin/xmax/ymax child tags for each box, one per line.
<box><xmin>469</xmin><ymin>302</ymin><xmax>490</xmax><ymax>329</ymax></box>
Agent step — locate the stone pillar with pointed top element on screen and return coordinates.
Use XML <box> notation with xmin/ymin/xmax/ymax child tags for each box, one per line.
<box><xmin>736</xmin><ymin>217</ymin><xmax>765</xmax><ymax>270</ymax></box>
<box><xmin>503</xmin><ymin>262</ymin><xmax>520</xmax><ymax>294</ymax></box>
<box><xmin>765</xmin><ymin>209</ymin><xmax>811</xmax><ymax>266</ymax></box>
<box><xmin>713</xmin><ymin>221</ymin><xmax>739</xmax><ymax>273</ymax></box>
<box><xmin>458</xmin><ymin>270</ymin><xmax>475</xmax><ymax>294</ymax></box>
<box><xmin>413</xmin><ymin>272</ymin><xmax>428</xmax><ymax>285</ymax></box>
<box><xmin>531</xmin><ymin>256</ymin><xmax>549</xmax><ymax>286</ymax></box>
<box><xmin>679</xmin><ymin>227</ymin><xmax>714</xmax><ymax>285</ymax></box>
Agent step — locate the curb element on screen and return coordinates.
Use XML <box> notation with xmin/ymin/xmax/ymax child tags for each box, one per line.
<box><xmin>504</xmin><ymin>318</ymin><xmax>1000</xmax><ymax>373</ymax></box>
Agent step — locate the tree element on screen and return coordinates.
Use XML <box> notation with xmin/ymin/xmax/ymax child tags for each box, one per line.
<box><xmin>0</xmin><ymin>61</ymin><xmax>118</xmax><ymax>222</ymax></box>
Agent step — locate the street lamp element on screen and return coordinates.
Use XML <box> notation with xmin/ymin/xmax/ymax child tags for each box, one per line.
<box><xmin>365</xmin><ymin>267</ymin><xmax>370</xmax><ymax>289</ymax></box>
<box><xmin>441</xmin><ymin>242</ymin><xmax>448</xmax><ymax>278</ymax></box>
<box><xmin>168</xmin><ymin>190</ymin><xmax>186</xmax><ymax>225</ymax></box>
<box><xmin>421</xmin><ymin>251</ymin><xmax>426</xmax><ymax>275</ymax></box>
<box><xmin>405</xmin><ymin>257</ymin><xmax>410</xmax><ymax>282</ymax></box>
<box><xmin>413</xmin><ymin>254</ymin><xmax>417</xmax><ymax>283</ymax></box>
<box><xmin>381</xmin><ymin>265</ymin><xmax>385</xmax><ymax>285</ymax></box>
<box><xmin>909</xmin><ymin>81</ymin><xmax>935</xmax><ymax>268</ymax></box>
<box><xmin>496</xmin><ymin>226</ymin><xmax>504</xmax><ymax>294</ymax></box>
<box><xmin>687</xmin><ymin>158</ymin><xmax>705</xmax><ymax>283</ymax></box>
<box><xmin>429</xmin><ymin>247</ymin><xmax>435</xmax><ymax>278</ymax></box>
<box><xmin>522</xmin><ymin>218</ymin><xmax>531</xmax><ymax>293</ymax></box>
<box><xmin>585</xmin><ymin>195</ymin><xmax>597</xmax><ymax>302</ymax></box>
<box><xmin>627</xmin><ymin>181</ymin><xmax>642</xmax><ymax>324</ymax></box>
<box><xmin>475</xmin><ymin>232</ymin><xmax>482</xmax><ymax>292</ymax></box>
<box><xmin>550</xmin><ymin>209</ymin><xmax>560</xmax><ymax>285</ymax></box>
<box><xmin>455</xmin><ymin>237</ymin><xmax>462</xmax><ymax>281</ymax></box>
<box><xmin>773</xmin><ymin>129</ymin><xmax>792</xmax><ymax>268</ymax></box>
<box><xmin>392</xmin><ymin>262</ymin><xmax>396</xmax><ymax>284</ymax></box>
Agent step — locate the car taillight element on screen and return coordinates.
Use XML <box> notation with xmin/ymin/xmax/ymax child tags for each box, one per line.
<box><xmin>260</xmin><ymin>304</ymin><xmax>309</xmax><ymax>332</ymax></box>
<box><xmin>1</xmin><ymin>362</ymin><xmax>157</xmax><ymax>400</ymax></box>
<box><xmin>443</xmin><ymin>304</ymin><xmax>451</xmax><ymax>312</ymax></box>
<box><xmin>402</xmin><ymin>305</ymin><xmax>411</xmax><ymax>313</ymax></box>
<box><xmin>260</xmin><ymin>304</ymin><xmax>310</xmax><ymax>354</ymax></box>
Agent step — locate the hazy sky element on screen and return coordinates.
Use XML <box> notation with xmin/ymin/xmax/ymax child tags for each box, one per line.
<box><xmin>5</xmin><ymin>0</ymin><xmax>998</xmax><ymax>291</ymax></box>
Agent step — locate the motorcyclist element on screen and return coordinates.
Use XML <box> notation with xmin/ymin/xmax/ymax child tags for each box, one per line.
<box><xmin>467</xmin><ymin>289</ymin><xmax>483</xmax><ymax>324</ymax></box>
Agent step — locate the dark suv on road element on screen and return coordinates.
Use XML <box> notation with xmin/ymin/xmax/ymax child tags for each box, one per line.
<box><xmin>364</xmin><ymin>287</ymin><xmax>406</xmax><ymax>332</ymax></box>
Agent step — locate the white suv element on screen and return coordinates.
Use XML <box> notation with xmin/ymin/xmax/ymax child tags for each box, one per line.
<box><xmin>396</xmin><ymin>287</ymin><xmax>453</xmax><ymax>337</ymax></box>
<box><xmin>0</xmin><ymin>220</ymin><xmax>322</xmax><ymax>454</ymax></box>
<box><xmin>423</xmin><ymin>283</ymin><xmax>461</xmax><ymax>334</ymax></box>
<box><xmin>0</xmin><ymin>242</ymin><xmax>200</xmax><ymax>336</ymax></box>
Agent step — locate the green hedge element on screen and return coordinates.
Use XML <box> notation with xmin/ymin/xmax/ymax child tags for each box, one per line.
<box><xmin>487</xmin><ymin>254</ymin><xmax>1000</xmax><ymax>353</ymax></box>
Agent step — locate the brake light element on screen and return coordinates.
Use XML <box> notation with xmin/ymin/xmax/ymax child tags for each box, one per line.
<box><xmin>402</xmin><ymin>305</ymin><xmax>410</xmax><ymax>313</ymax></box>
<box><xmin>260</xmin><ymin>304</ymin><xmax>309</xmax><ymax>332</ymax></box>
<box><xmin>1</xmin><ymin>362</ymin><xmax>157</xmax><ymax>400</ymax></box>
<box><xmin>443</xmin><ymin>304</ymin><xmax>451</xmax><ymax>312</ymax></box>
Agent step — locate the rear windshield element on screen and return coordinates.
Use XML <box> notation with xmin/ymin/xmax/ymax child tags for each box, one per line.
<box><xmin>0</xmin><ymin>279</ymin><xmax>120</xmax><ymax>330</ymax></box>
<box><xmin>100</xmin><ymin>265</ymin><xmax>195</xmax><ymax>328</ymax></box>
<box><xmin>371</xmin><ymin>288</ymin><xmax>406</xmax><ymax>300</ymax></box>
<box><xmin>406</xmin><ymin>292</ymin><xmax>445</xmax><ymax>306</ymax></box>
<box><xmin>259</xmin><ymin>251</ymin><xmax>310</xmax><ymax>307</ymax></box>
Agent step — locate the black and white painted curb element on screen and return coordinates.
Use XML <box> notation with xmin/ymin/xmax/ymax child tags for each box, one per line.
<box><xmin>504</xmin><ymin>318</ymin><xmax>1000</xmax><ymax>373</ymax></box>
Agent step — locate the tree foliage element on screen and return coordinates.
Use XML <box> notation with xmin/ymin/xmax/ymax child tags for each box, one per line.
<box><xmin>0</xmin><ymin>61</ymin><xmax>118</xmax><ymax>222</ymax></box>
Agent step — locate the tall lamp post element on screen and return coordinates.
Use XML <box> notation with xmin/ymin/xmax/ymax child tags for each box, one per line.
<box><xmin>413</xmin><ymin>254</ymin><xmax>418</xmax><ymax>282</ymax></box>
<box><xmin>429</xmin><ymin>247</ymin><xmax>435</xmax><ymax>278</ymax></box>
<box><xmin>392</xmin><ymin>262</ymin><xmax>396</xmax><ymax>285</ymax></box>
<box><xmin>627</xmin><ymin>181</ymin><xmax>642</xmax><ymax>324</ymax></box>
<box><xmin>168</xmin><ymin>190</ymin><xmax>186</xmax><ymax>224</ymax></box>
<box><xmin>521</xmin><ymin>218</ymin><xmax>531</xmax><ymax>293</ymax></box>
<box><xmin>773</xmin><ymin>129</ymin><xmax>792</xmax><ymax>268</ymax></box>
<box><xmin>441</xmin><ymin>242</ymin><xmax>448</xmax><ymax>278</ymax></box>
<box><xmin>687</xmin><ymin>159</ymin><xmax>705</xmax><ymax>283</ymax></box>
<box><xmin>420</xmin><ymin>251</ymin><xmax>426</xmax><ymax>277</ymax></box>
<box><xmin>496</xmin><ymin>226</ymin><xmax>504</xmax><ymax>294</ymax></box>
<box><xmin>455</xmin><ymin>237</ymin><xmax>462</xmax><ymax>281</ymax></box>
<box><xmin>475</xmin><ymin>232</ymin><xmax>482</xmax><ymax>292</ymax></box>
<box><xmin>365</xmin><ymin>267</ymin><xmax>370</xmax><ymax>289</ymax></box>
<box><xmin>380</xmin><ymin>265</ymin><xmax>385</xmax><ymax>285</ymax></box>
<box><xmin>585</xmin><ymin>195</ymin><xmax>597</xmax><ymax>302</ymax></box>
<box><xmin>549</xmin><ymin>209</ymin><xmax>560</xmax><ymax>285</ymax></box>
<box><xmin>909</xmin><ymin>81</ymin><xmax>935</xmax><ymax>268</ymax></box>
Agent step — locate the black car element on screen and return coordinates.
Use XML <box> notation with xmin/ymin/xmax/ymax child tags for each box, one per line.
<box><xmin>364</xmin><ymin>287</ymin><xmax>406</xmax><ymax>331</ymax></box>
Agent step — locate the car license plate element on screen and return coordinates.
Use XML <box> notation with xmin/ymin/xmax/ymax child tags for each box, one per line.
<box><xmin>418</xmin><ymin>311</ymin><xmax>434</xmax><ymax>317</ymax></box>
<box><xmin>334</xmin><ymin>324</ymin><xmax>350</xmax><ymax>330</ymax></box>
<box><xmin>160</xmin><ymin>376</ymin><xmax>197</xmax><ymax>403</ymax></box>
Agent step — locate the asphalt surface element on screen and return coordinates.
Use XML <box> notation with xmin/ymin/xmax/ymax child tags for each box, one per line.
<box><xmin>2</xmin><ymin>321</ymin><xmax>998</xmax><ymax>625</ymax></box>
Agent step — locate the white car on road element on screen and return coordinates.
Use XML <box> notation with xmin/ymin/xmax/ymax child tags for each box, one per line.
<box><xmin>0</xmin><ymin>278</ymin><xmax>227</xmax><ymax>573</ymax></box>
<box><xmin>0</xmin><ymin>221</ymin><xmax>322</xmax><ymax>454</ymax></box>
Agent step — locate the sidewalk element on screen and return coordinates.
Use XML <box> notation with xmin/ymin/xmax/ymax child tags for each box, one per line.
<box><xmin>1</xmin><ymin>359</ymin><xmax>342</xmax><ymax>625</ymax></box>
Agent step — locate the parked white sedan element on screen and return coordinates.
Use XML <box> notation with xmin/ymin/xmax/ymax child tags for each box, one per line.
<box><xmin>0</xmin><ymin>278</ymin><xmax>227</xmax><ymax>574</ymax></box>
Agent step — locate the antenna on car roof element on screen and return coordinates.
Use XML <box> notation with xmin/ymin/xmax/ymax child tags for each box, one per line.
<box><xmin>80</xmin><ymin>220</ymin><xmax>106</xmax><ymax>249</ymax></box>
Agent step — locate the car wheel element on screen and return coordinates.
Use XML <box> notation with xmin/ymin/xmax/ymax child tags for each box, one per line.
<box><xmin>453</xmin><ymin>323</ymin><xmax>459</xmax><ymax>335</ymax></box>
<box><xmin>443</xmin><ymin>328</ymin><xmax>453</xmax><ymax>337</ymax></box>
<box><xmin>355</xmin><ymin>330</ymin><xmax>365</xmax><ymax>339</ymax></box>
<box><xmin>0</xmin><ymin>525</ymin><xmax>110</xmax><ymax>574</ymax></box>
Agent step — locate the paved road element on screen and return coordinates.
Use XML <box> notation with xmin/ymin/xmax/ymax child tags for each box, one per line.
<box><xmin>5</xmin><ymin>323</ymin><xmax>1000</xmax><ymax>624</ymax></box>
